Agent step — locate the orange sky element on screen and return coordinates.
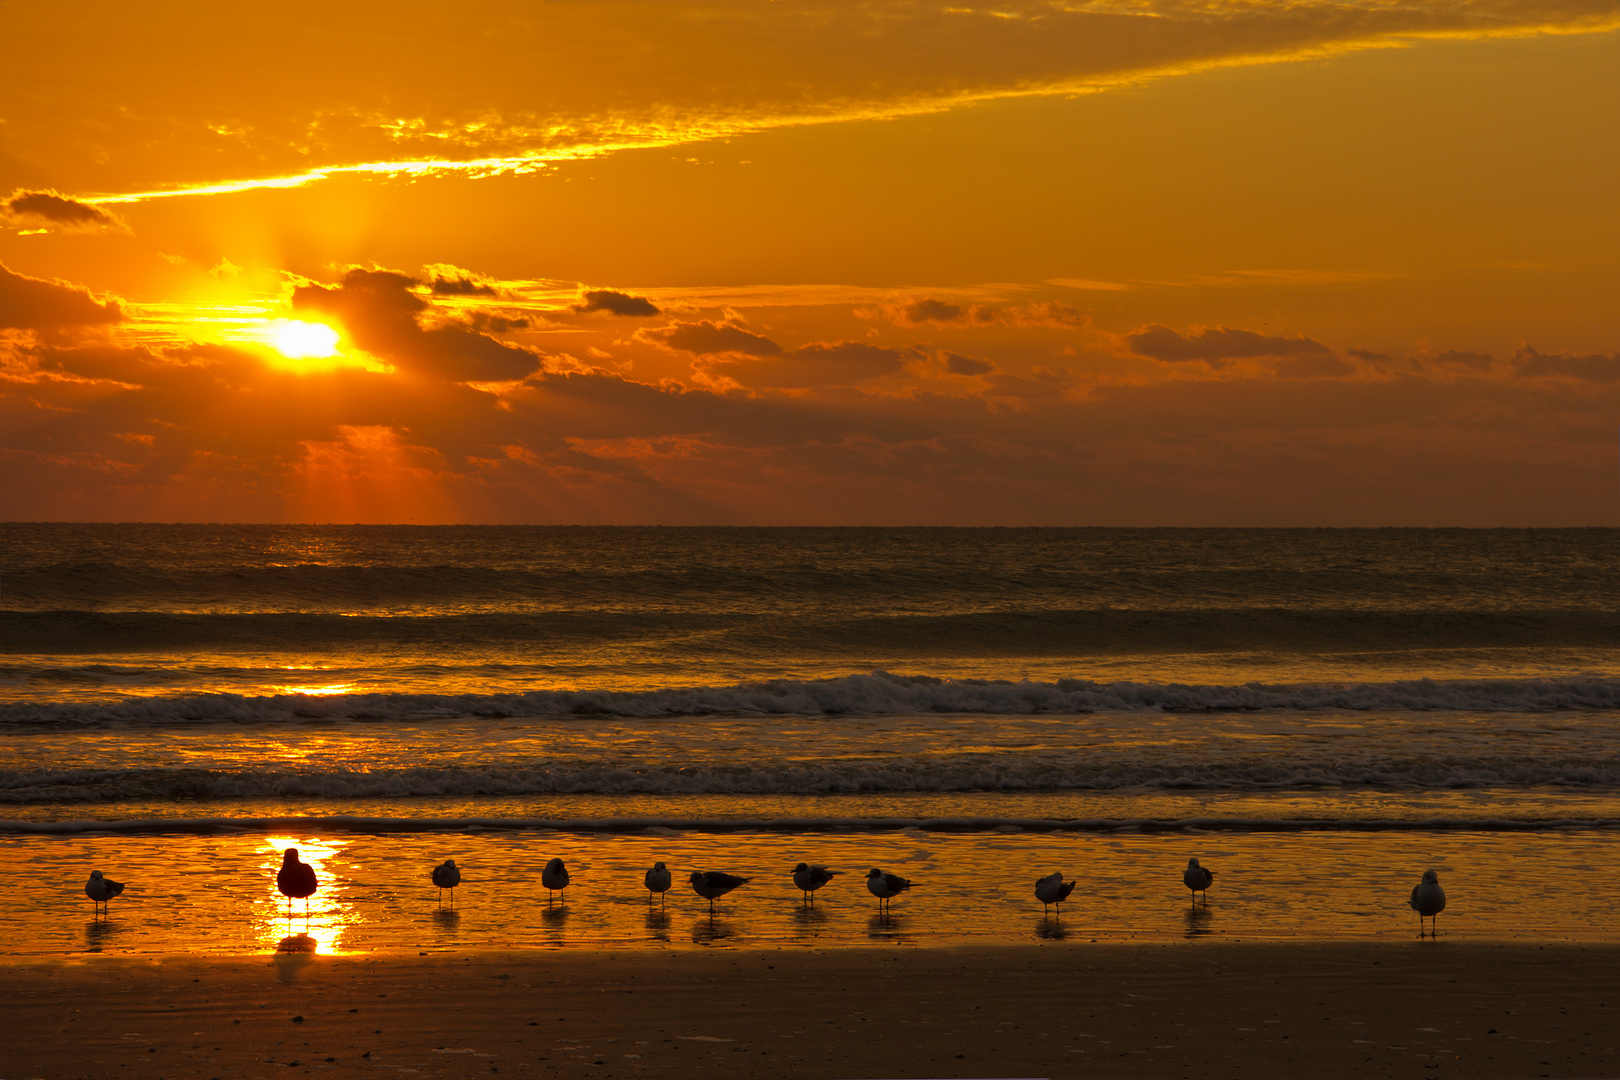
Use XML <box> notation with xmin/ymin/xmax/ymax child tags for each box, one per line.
<box><xmin>2</xmin><ymin>0</ymin><xmax>1617</xmax><ymax>524</ymax></box>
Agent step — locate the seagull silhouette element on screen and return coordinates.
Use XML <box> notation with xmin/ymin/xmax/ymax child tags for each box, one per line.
<box><xmin>277</xmin><ymin>849</ymin><xmax>318</xmax><ymax>915</ymax></box>
<box><xmin>689</xmin><ymin>870</ymin><xmax>748</xmax><ymax>913</ymax></box>
<box><xmin>431</xmin><ymin>859</ymin><xmax>461</xmax><ymax>907</ymax></box>
<box><xmin>84</xmin><ymin>870</ymin><xmax>125</xmax><ymax>918</ymax></box>
<box><xmin>1034</xmin><ymin>871</ymin><xmax>1075</xmax><ymax>915</ymax></box>
<box><xmin>791</xmin><ymin>863</ymin><xmax>839</xmax><ymax>904</ymax></box>
<box><xmin>865</xmin><ymin>868</ymin><xmax>916</xmax><ymax>912</ymax></box>
<box><xmin>541</xmin><ymin>858</ymin><xmax>570</xmax><ymax>905</ymax></box>
<box><xmin>644</xmin><ymin>862</ymin><xmax>672</xmax><ymax>905</ymax></box>
<box><xmin>1409</xmin><ymin>869</ymin><xmax>1447</xmax><ymax>937</ymax></box>
<box><xmin>1183</xmin><ymin>857</ymin><xmax>1214</xmax><ymax>905</ymax></box>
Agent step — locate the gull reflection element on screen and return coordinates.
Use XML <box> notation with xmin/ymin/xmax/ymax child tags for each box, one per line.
<box><xmin>1184</xmin><ymin>904</ymin><xmax>1215</xmax><ymax>938</ymax></box>
<box><xmin>432</xmin><ymin>908</ymin><xmax>461</xmax><ymax>939</ymax></box>
<box><xmin>1035</xmin><ymin>917</ymin><xmax>1070</xmax><ymax>941</ymax></box>
<box><xmin>644</xmin><ymin>909</ymin><xmax>671</xmax><ymax>942</ymax></box>
<box><xmin>541</xmin><ymin>903</ymin><xmax>570</xmax><ymax>932</ymax></box>
<box><xmin>867</xmin><ymin>912</ymin><xmax>911</xmax><ymax>942</ymax></box>
<box><xmin>691</xmin><ymin>916</ymin><xmax>736</xmax><ymax>946</ymax></box>
<box><xmin>277</xmin><ymin>932</ymin><xmax>319</xmax><ymax>953</ymax></box>
<box><xmin>84</xmin><ymin>918</ymin><xmax>123</xmax><ymax>952</ymax></box>
<box><xmin>791</xmin><ymin>903</ymin><xmax>829</xmax><ymax>940</ymax></box>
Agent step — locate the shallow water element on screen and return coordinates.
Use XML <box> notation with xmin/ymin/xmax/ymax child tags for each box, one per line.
<box><xmin>14</xmin><ymin>827</ymin><xmax>1619</xmax><ymax>956</ymax></box>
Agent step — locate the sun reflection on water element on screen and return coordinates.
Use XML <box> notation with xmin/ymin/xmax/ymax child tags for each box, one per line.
<box><xmin>258</xmin><ymin>836</ymin><xmax>360</xmax><ymax>954</ymax></box>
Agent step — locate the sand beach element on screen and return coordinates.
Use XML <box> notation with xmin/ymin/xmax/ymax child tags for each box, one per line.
<box><xmin>5</xmin><ymin>942</ymin><xmax>1618</xmax><ymax>1079</ymax></box>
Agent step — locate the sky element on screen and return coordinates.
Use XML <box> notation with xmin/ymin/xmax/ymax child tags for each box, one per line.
<box><xmin>2</xmin><ymin>0</ymin><xmax>1617</xmax><ymax>525</ymax></box>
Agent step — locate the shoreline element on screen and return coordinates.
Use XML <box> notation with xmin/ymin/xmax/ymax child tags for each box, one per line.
<box><xmin>5</xmin><ymin>941</ymin><xmax>1616</xmax><ymax>1079</ymax></box>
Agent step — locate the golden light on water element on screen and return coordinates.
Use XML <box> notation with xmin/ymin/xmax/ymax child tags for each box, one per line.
<box><xmin>260</xmin><ymin>836</ymin><xmax>357</xmax><ymax>955</ymax></box>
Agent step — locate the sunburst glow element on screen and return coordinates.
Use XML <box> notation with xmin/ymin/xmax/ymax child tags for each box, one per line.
<box><xmin>270</xmin><ymin>319</ymin><xmax>341</xmax><ymax>360</ymax></box>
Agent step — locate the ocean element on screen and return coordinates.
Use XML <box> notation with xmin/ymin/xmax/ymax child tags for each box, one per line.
<box><xmin>3</xmin><ymin>524</ymin><xmax>1618</xmax><ymax>954</ymax></box>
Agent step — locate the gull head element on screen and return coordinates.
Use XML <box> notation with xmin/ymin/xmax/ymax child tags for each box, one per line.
<box><xmin>867</xmin><ymin>868</ymin><xmax>883</xmax><ymax>879</ymax></box>
<box><xmin>689</xmin><ymin>871</ymin><xmax>704</xmax><ymax>884</ymax></box>
<box><xmin>793</xmin><ymin>862</ymin><xmax>809</xmax><ymax>873</ymax></box>
<box><xmin>652</xmin><ymin>861</ymin><xmax>666</xmax><ymax>870</ymax></box>
<box><xmin>1421</xmin><ymin>869</ymin><xmax>1440</xmax><ymax>884</ymax></box>
<box><xmin>89</xmin><ymin>870</ymin><xmax>104</xmax><ymax>879</ymax></box>
<box><xmin>1187</xmin><ymin>858</ymin><xmax>1202</xmax><ymax>869</ymax></box>
<box><xmin>442</xmin><ymin>859</ymin><xmax>457</xmax><ymax>869</ymax></box>
<box><xmin>282</xmin><ymin>848</ymin><xmax>300</xmax><ymax>863</ymax></box>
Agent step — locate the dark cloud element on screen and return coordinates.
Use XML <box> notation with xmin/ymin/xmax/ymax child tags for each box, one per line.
<box><xmin>640</xmin><ymin>319</ymin><xmax>783</xmax><ymax>357</ymax></box>
<box><xmin>0</xmin><ymin>262</ymin><xmax>123</xmax><ymax>330</ymax></box>
<box><xmin>464</xmin><ymin>311</ymin><xmax>531</xmax><ymax>333</ymax></box>
<box><xmin>1128</xmin><ymin>324</ymin><xmax>1333</xmax><ymax>363</ymax></box>
<box><xmin>703</xmin><ymin>341</ymin><xmax>905</xmax><ymax>388</ymax></box>
<box><xmin>575</xmin><ymin>289</ymin><xmax>661</xmax><ymax>317</ymax></box>
<box><xmin>2</xmin><ymin>189</ymin><xmax>123</xmax><ymax>230</ymax></box>
<box><xmin>1514</xmin><ymin>346</ymin><xmax>1620</xmax><ymax>383</ymax></box>
<box><xmin>293</xmin><ymin>268</ymin><xmax>540</xmax><ymax>382</ymax></box>
<box><xmin>943</xmin><ymin>351</ymin><xmax>994</xmax><ymax>376</ymax></box>
<box><xmin>888</xmin><ymin>299</ymin><xmax>1088</xmax><ymax>328</ymax></box>
<box><xmin>430</xmin><ymin>273</ymin><xmax>498</xmax><ymax>297</ymax></box>
<box><xmin>900</xmin><ymin>299</ymin><xmax>971</xmax><ymax>324</ymax></box>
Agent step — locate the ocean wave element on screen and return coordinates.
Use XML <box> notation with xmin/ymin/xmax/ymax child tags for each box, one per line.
<box><xmin>2</xmin><ymin>814</ymin><xmax>1615</xmax><ymax>835</ymax></box>
<box><xmin>7</xmin><ymin>607</ymin><xmax>1620</xmax><ymax>656</ymax></box>
<box><xmin>5</xmin><ymin>748</ymin><xmax>1620</xmax><ymax>802</ymax></box>
<box><xmin>5</xmin><ymin>672</ymin><xmax>1620</xmax><ymax>728</ymax></box>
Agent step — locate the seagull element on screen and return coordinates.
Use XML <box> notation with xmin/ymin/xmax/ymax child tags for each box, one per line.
<box><xmin>541</xmin><ymin>858</ymin><xmax>570</xmax><ymax>905</ymax></box>
<box><xmin>644</xmin><ymin>862</ymin><xmax>672</xmax><ymax>905</ymax></box>
<box><xmin>1034</xmin><ymin>871</ymin><xmax>1075</xmax><ymax>915</ymax></box>
<box><xmin>85</xmin><ymin>870</ymin><xmax>125</xmax><ymax>918</ymax></box>
<box><xmin>431</xmin><ymin>859</ymin><xmax>461</xmax><ymax>906</ymax></box>
<box><xmin>866</xmin><ymin>868</ymin><xmax>915</xmax><ymax>912</ymax></box>
<box><xmin>277</xmin><ymin>849</ymin><xmax>318</xmax><ymax>915</ymax></box>
<box><xmin>689</xmin><ymin>870</ymin><xmax>748</xmax><ymax>913</ymax></box>
<box><xmin>1183</xmin><ymin>858</ymin><xmax>1214</xmax><ymax>905</ymax></box>
<box><xmin>792</xmin><ymin>863</ymin><xmax>838</xmax><ymax>904</ymax></box>
<box><xmin>1409</xmin><ymin>869</ymin><xmax>1447</xmax><ymax>937</ymax></box>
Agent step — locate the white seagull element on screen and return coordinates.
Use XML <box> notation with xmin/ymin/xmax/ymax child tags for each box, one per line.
<box><xmin>1034</xmin><ymin>871</ymin><xmax>1075</xmax><ymax>915</ymax></box>
<box><xmin>689</xmin><ymin>870</ymin><xmax>749</xmax><ymax>913</ymax></box>
<box><xmin>644</xmin><ymin>862</ymin><xmax>673</xmax><ymax>905</ymax></box>
<box><xmin>431</xmin><ymin>859</ymin><xmax>461</xmax><ymax>906</ymax></box>
<box><xmin>1409</xmin><ymin>869</ymin><xmax>1447</xmax><ymax>937</ymax></box>
<box><xmin>85</xmin><ymin>870</ymin><xmax>125</xmax><ymax>918</ymax></box>
<box><xmin>541</xmin><ymin>858</ymin><xmax>570</xmax><ymax>905</ymax></box>
<box><xmin>865</xmin><ymin>868</ymin><xmax>916</xmax><ymax>912</ymax></box>
<box><xmin>1183</xmin><ymin>858</ymin><xmax>1215</xmax><ymax>905</ymax></box>
<box><xmin>792</xmin><ymin>863</ymin><xmax>839</xmax><ymax>903</ymax></box>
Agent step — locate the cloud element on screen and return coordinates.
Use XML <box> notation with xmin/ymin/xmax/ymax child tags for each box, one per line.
<box><xmin>942</xmin><ymin>351</ymin><xmax>994</xmax><ymax>376</ymax></box>
<box><xmin>1514</xmin><ymin>346</ymin><xmax>1620</xmax><ymax>383</ymax></box>
<box><xmin>1127</xmin><ymin>324</ymin><xmax>1334</xmax><ymax>363</ymax></box>
<box><xmin>640</xmin><ymin>319</ymin><xmax>784</xmax><ymax>357</ymax></box>
<box><xmin>887</xmin><ymin>298</ymin><xmax>1089</xmax><ymax>328</ymax></box>
<box><xmin>702</xmin><ymin>341</ymin><xmax>906</xmax><ymax>389</ymax></box>
<box><xmin>0</xmin><ymin>262</ymin><xmax>123</xmax><ymax>331</ymax></box>
<box><xmin>292</xmin><ymin>268</ymin><xmax>540</xmax><ymax>382</ymax></box>
<box><xmin>575</xmin><ymin>289</ymin><xmax>661</xmax><ymax>317</ymax></box>
<box><xmin>426</xmin><ymin>266</ymin><xmax>498</xmax><ymax>296</ymax></box>
<box><xmin>24</xmin><ymin>2</ymin><xmax>1615</xmax><ymax>207</ymax></box>
<box><xmin>1</xmin><ymin>189</ymin><xmax>123</xmax><ymax>230</ymax></box>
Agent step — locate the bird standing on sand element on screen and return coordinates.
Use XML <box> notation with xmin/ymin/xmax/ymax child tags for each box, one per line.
<box><xmin>644</xmin><ymin>862</ymin><xmax>672</xmax><ymax>905</ymax></box>
<box><xmin>1183</xmin><ymin>858</ymin><xmax>1214</xmax><ymax>905</ymax></box>
<box><xmin>431</xmin><ymin>859</ymin><xmax>461</xmax><ymax>906</ymax></box>
<box><xmin>1409</xmin><ymin>869</ymin><xmax>1447</xmax><ymax>937</ymax></box>
<box><xmin>689</xmin><ymin>870</ymin><xmax>749</xmax><ymax>913</ymax></box>
<box><xmin>541</xmin><ymin>858</ymin><xmax>570</xmax><ymax>905</ymax></box>
<box><xmin>85</xmin><ymin>870</ymin><xmax>125</xmax><ymax>917</ymax></box>
<box><xmin>1034</xmin><ymin>871</ymin><xmax>1075</xmax><ymax>915</ymax></box>
<box><xmin>792</xmin><ymin>863</ymin><xmax>838</xmax><ymax>904</ymax></box>
<box><xmin>866</xmin><ymin>867</ymin><xmax>915</xmax><ymax>912</ymax></box>
<box><xmin>277</xmin><ymin>848</ymin><xmax>318</xmax><ymax>915</ymax></box>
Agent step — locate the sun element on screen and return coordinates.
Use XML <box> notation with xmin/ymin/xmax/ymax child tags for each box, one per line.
<box><xmin>270</xmin><ymin>319</ymin><xmax>341</xmax><ymax>359</ymax></box>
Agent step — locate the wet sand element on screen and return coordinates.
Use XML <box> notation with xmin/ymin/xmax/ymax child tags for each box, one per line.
<box><xmin>4</xmin><ymin>941</ymin><xmax>1617</xmax><ymax>1079</ymax></box>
